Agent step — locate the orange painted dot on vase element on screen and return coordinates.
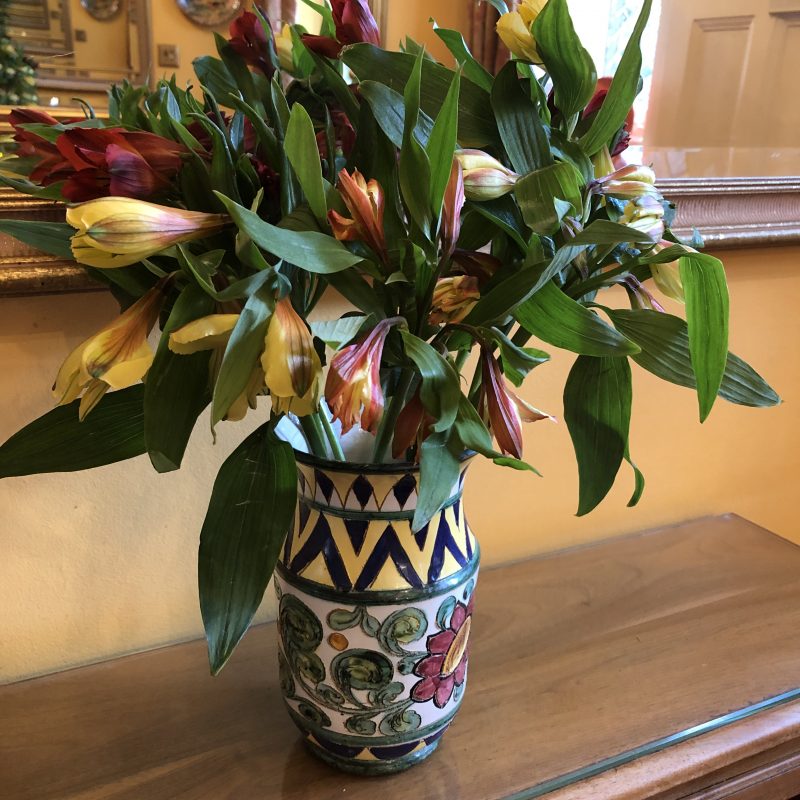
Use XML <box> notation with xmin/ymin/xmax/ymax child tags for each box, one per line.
<box><xmin>328</xmin><ymin>632</ymin><xmax>349</xmax><ymax>651</ymax></box>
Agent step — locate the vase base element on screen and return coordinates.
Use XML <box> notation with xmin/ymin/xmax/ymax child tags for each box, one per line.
<box><xmin>303</xmin><ymin>734</ymin><xmax>442</xmax><ymax>775</ymax></box>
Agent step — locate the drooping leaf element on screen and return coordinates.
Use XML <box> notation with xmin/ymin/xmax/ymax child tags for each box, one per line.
<box><xmin>285</xmin><ymin>103</ymin><xmax>328</xmax><ymax>224</ymax></box>
<box><xmin>433</xmin><ymin>27</ymin><xmax>494</xmax><ymax>93</ymax></box>
<box><xmin>515</xmin><ymin>281</ymin><xmax>640</xmax><ymax>356</ymax></box>
<box><xmin>0</xmin><ymin>220</ymin><xmax>74</xmax><ymax>259</ymax></box>
<box><xmin>212</xmin><ymin>289</ymin><xmax>273</xmax><ymax>428</ymax></box>
<box><xmin>564</xmin><ymin>355</ymin><xmax>632</xmax><ymax>515</ymax></box>
<box><xmin>606</xmin><ymin>308</ymin><xmax>779</xmax><ymax>408</ymax></box>
<box><xmin>413</xmin><ymin>431</ymin><xmax>462</xmax><ymax>532</ymax></box>
<box><xmin>400</xmin><ymin>331</ymin><xmax>461</xmax><ymax>433</ymax></box>
<box><xmin>145</xmin><ymin>285</ymin><xmax>215</xmax><ymax>472</ymax></box>
<box><xmin>200</xmin><ymin>423</ymin><xmax>296</xmax><ymax>674</ymax></box>
<box><xmin>533</xmin><ymin>0</ymin><xmax>597</xmax><ymax>118</ymax></box>
<box><xmin>215</xmin><ymin>192</ymin><xmax>362</xmax><ymax>273</ymax></box>
<box><xmin>679</xmin><ymin>252</ymin><xmax>729</xmax><ymax>421</ymax></box>
<box><xmin>482</xmin><ymin>327</ymin><xmax>550</xmax><ymax>386</ymax></box>
<box><xmin>0</xmin><ymin>385</ymin><xmax>146</xmax><ymax>478</ymax></box>
<box><xmin>491</xmin><ymin>61</ymin><xmax>552</xmax><ymax>175</ymax></box>
<box><xmin>579</xmin><ymin>0</ymin><xmax>653</xmax><ymax>155</ymax></box>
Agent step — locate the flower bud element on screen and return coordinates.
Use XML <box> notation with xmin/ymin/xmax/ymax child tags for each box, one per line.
<box><xmin>496</xmin><ymin>0</ymin><xmax>546</xmax><ymax>63</ymax></box>
<box><xmin>439</xmin><ymin>160</ymin><xmax>465</xmax><ymax>258</ymax></box>
<box><xmin>455</xmin><ymin>150</ymin><xmax>518</xmax><ymax>201</ymax></box>
<box><xmin>649</xmin><ymin>240</ymin><xmax>694</xmax><ymax>303</ymax></box>
<box><xmin>429</xmin><ymin>276</ymin><xmax>480</xmax><ymax>325</ymax></box>
<box><xmin>595</xmin><ymin>164</ymin><xmax>658</xmax><ymax>199</ymax></box>
<box><xmin>275</xmin><ymin>24</ymin><xmax>295</xmax><ymax>72</ymax></box>
<box><xmin>67</xmin><ymin>197</ymin><xmax>229</xmax><ymax>269</ymax></box>
<box><xmin>619</xmin><ymin>195</ymin><xmax>665</xmax><ymax>241</ymax></box>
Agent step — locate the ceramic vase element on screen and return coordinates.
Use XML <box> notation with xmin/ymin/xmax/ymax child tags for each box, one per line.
<box><xmin>274</xmin><ymin>453</ymin><xmax>479</xmax><ymax>775</ymax></box>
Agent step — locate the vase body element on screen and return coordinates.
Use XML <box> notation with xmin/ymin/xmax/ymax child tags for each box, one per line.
<box><xmin>275</xmin><ymin>453</ymin><xmax>479</xmax><ymax>775</ymax></box>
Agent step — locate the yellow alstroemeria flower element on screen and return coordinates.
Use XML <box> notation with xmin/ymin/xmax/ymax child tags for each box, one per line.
<box><xmin>454</xmin><ymin>150</ymin><xmax>518</xmax><ymax>201</ymax></box>
<box><xmin>53</xmin><ymin>281</ymin><xmax>168</xmax><ymax>420</ymax></box>
<box><xmin>169</xmin><ymin>313</ymin><xmax>264</xmax><ymax>422</ymax></box>
<box><xmin>262</xmin><ymin>297</ymin><xmax>321</xmax><ymax>417</ymax></box>
<box><xmin>276</xmin><ymin>24</ymin><xmax>295</xmax><ymax>72</ymax></box>
<box><xmin>68</xmin><ymin>197</ymin><xmax>229</xmax><ymax>269</ymax></box>
<box><xmin>496</xmin><ymin>0</ymin><xmax>547</xmax><ymax>63</ymax></box>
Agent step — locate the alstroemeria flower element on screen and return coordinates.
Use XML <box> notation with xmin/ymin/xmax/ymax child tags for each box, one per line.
<box><xmin>262</xmin><ymin>297</ymin><xmax>321</xmax><ymax>417</ymax></box>
<box><xmin>496</xmin><ymin>0</ymin><xmax>546</xmax><ymax>63</ymax></box>
<box><xmin>478</xmin><ymin>350</ymin><xmax>553</xmax><ymax>459</ymax></box>
<box><xmin>316</xmin><ymin>109</ymin><xmax>356</xmax><ymax>161</ymax></box>
<box><xmin>619</xmin><ymin>195</ymin><xmax>665</xmax><ymax>241</ymax></box>
<box><xmin>51</xmin><ymin>128</ymin><xmax>186</xmax><ymax>202</ymax></box>
<box><xmin>8</xmin><ymin>108</ymin><xmax>72</xmax><ymax>185</ymax></box>
<box><xmin>451</xmin><ymin>249</ymin><xmax>502</xmax><ymax>284</ymax></box>
<box><xmin>440</xmin><ymin>160</ymin><xmax>465</xmax><ymax>259</ymax></box>
<box><xmin>585</xmin><ymin>77</ymin><xmax>635</xmax><ymax>158</ymax></box>
<box><xmin>328</xmin><ymin>168</ymin><xmax>387</xmax><ymax>262</ymax></box>
<box><xmin>455</xmin><ymin>150</ymin><xmax>518</xmax><ymax>201</ymax></box>
<box><xmin>392</xmin><ymin>389</ymin><xmax>434</xmax><ymax>460</ymax></box>
<box><xmin>325</xmin><ymin>318</ymin><xmax>398</xmax><ymax>434</ymax></box>
<box><xmin>275</xmin><ymin>24</ymin><xmax>295</xmax><ymax>72</ymax></box>
<box><xmin>594</xmin><ymin>164</ymin><xmax>658</xmax><ymax>199</ymax></box>
<box><xmin>169</xmin><ymin>314</ymin><xmax>264</xmax><ymax>422</ymax></box>
<box><xmin>620</xmin><ymin>275</ymin><xmax>665</xmax><ymax>313</ymax></box>
<box><xmin>54</xmin><ymin>280</ymin><xmax>168</xmax><ymax>420</ymax></box>
<box><xmin>649</xmin><ymin>240</ymin><xmax>694</xmax><ymax>303</ymax></box>
<box><xmin>228</xmin><ymin>11</ymin><xmax>274</xmax><ymax>77</ymax></box>
<box><xmin>67</xmin><ymin>197</ymin><xmax>229</xmax><ymax>269</ymax></box>
<box><xmin>429</xmin><ymin>276</ymin><xmax>480</xmax><ymax>325</ymax></box>
<box><xmin>302</xmin><ymin>0</ymin><xmax>380</xmax><ymax>58</ymax></box>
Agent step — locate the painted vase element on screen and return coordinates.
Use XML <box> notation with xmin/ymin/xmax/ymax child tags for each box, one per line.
<box><xmin>275</xmin><ymin>453</ymin><xmax>479</xmax><ymax>775</ymax></box>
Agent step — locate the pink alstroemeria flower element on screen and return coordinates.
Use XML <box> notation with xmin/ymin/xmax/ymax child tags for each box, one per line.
<box><xmin>325</xmin><ymin>318</ymin><xmax>400</xmax><ymax>434</ymax></box>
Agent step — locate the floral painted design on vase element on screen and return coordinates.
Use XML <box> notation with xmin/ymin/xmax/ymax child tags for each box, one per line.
<box><xmin>275</xmin><ymin>453</ymin><xmax>479</xmax><ymax>774</ymax></box>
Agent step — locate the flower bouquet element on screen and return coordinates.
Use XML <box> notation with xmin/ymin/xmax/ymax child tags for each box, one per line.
<box><xmin>0</xmin><ymin>0</ymin><xmax>779</xmax><ymax>774</ymax></box>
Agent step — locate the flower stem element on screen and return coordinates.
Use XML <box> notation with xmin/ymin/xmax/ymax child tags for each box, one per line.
<box><xmin>372</xmin><ymin>369</ymin><xmax>414</xmax><ymax>464</ymax></box>
<box><xmin>300</xmin><ymin>414</ymin><xmax>330</xmax><ymax>459</ymax></box>
<box><xmin>319</xmin><ymin>411</ymin><xmax>345</xmax><ymax>461</ymax></box>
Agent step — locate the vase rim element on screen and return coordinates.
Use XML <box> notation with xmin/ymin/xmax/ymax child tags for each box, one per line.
<box><xmin>293</xmin><ymin>449</ymin><xmax>476</xmax><ymax>474</ymax></box>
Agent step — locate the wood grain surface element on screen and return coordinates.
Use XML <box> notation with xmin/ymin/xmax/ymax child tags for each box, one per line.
<box><xmin>2</xmin><ymin>514</ymin><xmax>800</xmax><ymax>800</ymax></box>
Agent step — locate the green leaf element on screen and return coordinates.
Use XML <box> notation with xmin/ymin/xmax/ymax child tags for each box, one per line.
<box><xmin>624</xmin><ymin>445</ymin><xmax>646</xmax><ymax>507</ymax></box>
<box><xmin>482</xmin><ymin>327</ymin><xmax>550</xmax><ymax>386</ymax></box>
<box><xmin>0</xmin><ymin>220</ymin><xmax>74</xmax><ymax>259</ymax></box>
<box><xmin>413</xmin><ymin>431</ymin><xmax>462</xmax><ymax>532</ymax></box>
<box><xmin>192</xmin><ymin>56</ymin><xmax>238</xmax><ymax>107</ymax></box>
<box><xmin>533</xmin><ymin>0</ymin><xmax>597</xmax><ymax>118</ymax></box>
<box><xmin>400</xmin><ymin>331</ymin><xmax>461</xmax><ymax>433</ymax></box>
<box><xmin>144</xmin><ymin>285</ymin><xmax>214</xmax><ymax>473</ymax></box>
<box><xmin>679</xmin><ymin>253</ymin><xmax>729</xmax><ymax>421</ymax></box>
<box><xmin>469</xmin><ymin>196</ymin><xmax>530</xmax><ymax>251</ymax></box>
<box><xmin>564</xmin><ymin>355</ymin><xmax>632</xmax><ymax>515</ymax></box>
<box><xmin>310</xmin><ymin>315</ymin><xmax>367</xmax><ymax>349</ymax></box>
<box><xmin>200</xmin><ymin>423</ymin><xmax>296</xmax><ymax>674</ymax></box>
<box><xmin>400</xmin><ymin>50</ymin><xmax>433</xmax><ymax>235</ymax></box>
<box><xmin>426</xmin><ymin>68</ymin><xmax>461</xmax><ymax>218</ymax></box>
<box><xmin>326</xmin><ymin>270</ymin><xmax>387</xmax><ymax>316</ymax></box>
<box><xmin>568</xmin><ymin>220</ymin><xmax>655</xmax><ymax>245</ymax></box>
<box><xmin>212</xmin><ymin>289</ymin><xmax>273</xmax><ymax>428</ymax></box>
<box><xmin>433</xmin><ymin>27</ymin><xmax>494</xmax><ymax>93</ymax></box>
<box><xmin>491</xmin><ymin>62</ymin><xmax>552</xmax><ymax>175</ymax></box>
<box><xmin>605</xmin><ymin>309</ymin><xmax>778</xmax><ymax>408</ymax></box>
<box><xmin>307</xmin><ymin>51</ymin><xmax>361</xmax><ymax>123</ymax></box>
<box><xmin>515</xmin><ymin>162</ymin><xmax>583</xmax><ymax>235</ymax></box>
<box><xmin>358</xmin><ymin>81</ymin><xmax>434</xmax><ymax>148</ymax></box>
<box><xmin>342</xmin><ymin>44</ymin><xmax>499</xmax><ymax>149</ymax></box>
<box><xmin>285</xmin><ymin>103</ymin><xmax>328</xmax><ymax>224</ymax></box>
<box><xmin>579</xmin><ymin>0</ymin><xmax>653</xmax><ymax>156</ymax></box>
<box><xmin>0</xmin><ymin>385</ymin><xmax>146</xmax><ymax>478</ymax></box>
<box><xmin>215</xmin><ymin>192</ymin><xmax>362</xmax><ymax>273</ymax></box>
<box><xmin>515</xmin><ymin>281</ymin><xmax>640</xmax><ymax>356</ymax></box>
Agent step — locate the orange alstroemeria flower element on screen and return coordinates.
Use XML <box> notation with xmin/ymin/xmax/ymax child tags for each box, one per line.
<box><xmin>429</xmin><ymin>275</ymin><xmax>480</xmax><ymax>325</ymax></box>
<box><xmin>478</xmin><ymin>350</ymin><xmax>553</xmax><ymax>460</ymax></box>
<box><xmin>325</xmin><ymin>318</ymin><xmax>398</xmax><ymax>434</ymax></box>
<box><xmin>328</xmin><ymin>168</ymin><xmax>387</xmax><ymax>262</ymax></box>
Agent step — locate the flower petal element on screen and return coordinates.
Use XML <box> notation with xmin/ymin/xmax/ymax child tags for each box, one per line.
<box><xmin>427</xmin><ymin>629</ymin><xmax>455</xmax><ymax>655</ymax></box>
<box><xmin>434</xmin><ymin>675</ymin><xmax>455</xmax><ymax>708</ymax></box>
<box><xmin>411</xmin><ymin>675</ymin><xmax>437</xmax><ymax>702</ymax></box>
<box><xmin>414</xmin><ymin>653</ymin><xmax>446</xmax><ymax>678</ymax></box>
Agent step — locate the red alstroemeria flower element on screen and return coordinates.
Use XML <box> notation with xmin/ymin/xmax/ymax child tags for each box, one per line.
<box><xmin>478</xmin><ymin>349</ymin><xmax>553</xmax><ymax>460</ymax></box>
<box><xmin>316</xmin><ymin>109</ymin><xmax>356</xmax><ymax>161</ymax></box>
<box><xmin>8</xmin><ymin>109</ymin><xmax>73</xmax><ymax>185</ymax></box>
<box><xmin>325</xmin><ymin>318</ymin><xmax>399</xmax><ymax>434</ymax></box>
<box><xmin>411</xmin><ymin>595</ymin><xmax>474</xmax><ymax>709</ymax></box>
<box><xmin>328</xmin><ymin>168</ymin><xmax>387</xmax><ymax>262</ymax></box>
<box><xmin>584</xmin><ymin>77</ymin><xmax>635</xmax><ymax>158</ymax></box>
<box><xmin>228</xmin><ymin>10</ymin><xmax>275</xmax><ymax>77</ymax></box>
<box><xmin>440</xmin><ymin>160</ymin><xmax>465</xmax><ymax>259</ymax></box>
<box><xmin>302</xmin><ymin>0</ymin><xmax>380</xmax><ymax>58</ymax></box>
<box><xmin>392</xmin><ymin>389</ymin><xmax>434</xmax><ymax>460</ymax></box>
<box><xmin>52</xmin><ymin>128</ymin><xmax>186</xmax><ymax>202</ymax></box>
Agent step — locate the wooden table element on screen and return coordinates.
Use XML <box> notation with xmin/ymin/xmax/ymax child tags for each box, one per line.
<box><xmin>3</xmin><ymin>514</ymin><xmax>800</xmax><ymax>800</ymax></box>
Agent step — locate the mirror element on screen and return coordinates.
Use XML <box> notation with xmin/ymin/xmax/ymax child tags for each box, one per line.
<box><xmin>176</xmin><ymin>0</ymin><xmax>244</xmax><ymax>28</ymax></box>
<box><xmin>6</xmin><ymin>0</ymin><xmax>151</xmax><ymax>95</ymax></box>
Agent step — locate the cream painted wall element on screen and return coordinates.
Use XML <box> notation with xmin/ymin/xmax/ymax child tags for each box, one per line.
<box><xmin>1</xmin><ymin>245</ymin><xmax>797</xmax><ymax>684</ymax></box>
<box><xmin>383</xmin><ymin>0</ymin><xmax>472</xmax><ymax>63</ymax></box>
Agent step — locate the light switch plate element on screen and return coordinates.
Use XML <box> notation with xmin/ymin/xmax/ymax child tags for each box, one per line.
<box><xmin>158</xmin><ymin>44</ymin><xmax>180</xmax><ymax>68</ymax></box>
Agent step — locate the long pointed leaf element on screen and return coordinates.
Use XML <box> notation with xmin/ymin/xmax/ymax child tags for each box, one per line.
<box><xmin>285</xmin><ymin>103</ymin><xmax>328</xmax><ymax>224</ymax></box>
